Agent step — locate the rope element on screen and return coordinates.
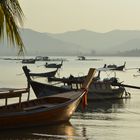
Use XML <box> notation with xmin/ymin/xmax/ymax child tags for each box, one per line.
<box><xmin>124</xmin><ymin>109</ymin><xmax>140</xmax><ymax>115</ymax></box>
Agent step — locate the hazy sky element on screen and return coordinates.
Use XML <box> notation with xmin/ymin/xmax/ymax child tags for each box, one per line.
<box><xmin>19</xmin><ymin>0</ymin><xmax>140</xmax><ymax>33</ymax></box>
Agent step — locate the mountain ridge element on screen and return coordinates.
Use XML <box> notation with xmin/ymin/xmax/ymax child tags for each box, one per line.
<box><xmin>1</xmin><ymin>28</ymin><xmax>140</xmax><ymax>56</ymax></box>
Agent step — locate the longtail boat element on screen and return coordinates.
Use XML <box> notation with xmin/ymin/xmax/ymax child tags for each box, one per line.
<box><xmin>87</xmin><ymin>78</ymin><xmax>127</xmax><ymax>100</ymax></box>
<box><xmin>29</xmin><ymin>68</ymin><xmax>58</xmax><ymax>78</ymax></box>
<box><xmin>22</xmin><ymin>59</ymin><xmax>36</xmax><ymax>64</ymax></box>
<box><xmin>104</xmin><ymin>62</ymin><xmax>126</xmax><ymax>71</ymax></box>
<box><xmin>77</xmin><ymin>56</ymin><xmax>101</xmax><ymax>61</ymax></box>
<box><xmin>45</xmin><ymin>60</ymin><xmax>63</xmax><ymax>68</ymax></box>
<box><xmin>0</xmin><ymin>67</ymin><xmax>95</xmax><ymax>129</ymax></box>
<box><xmin>47</xmin><ymin>71</ymin><xmax>130</xmax><ymax>100</ymax></box>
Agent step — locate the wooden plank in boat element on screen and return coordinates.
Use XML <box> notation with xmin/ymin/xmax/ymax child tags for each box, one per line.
<box><xmin>0</xmin><ymin>88</ymin><xmax>28</xmax><ymax>99</ymax></box>
<box><xmin>24</xmin><ymin>104</ymin><xmax>57</xmax><ymax>111</ymax></box>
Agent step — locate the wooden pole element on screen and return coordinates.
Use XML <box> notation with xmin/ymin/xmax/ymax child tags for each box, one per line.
<box><xmin>22</xmin><ymin>66</ymin><xmax>31</xmax><ymax>101</ymax></box>
<box><xmin>82</xmin><ymin>68</ymin><xmax>96</xmax><ymax>89</ymax></box>
<box><xmin>81</xmin><ymin>68</ymin><xmax>96</xmax><ymax>109</ymax></box>
<box><xmin>112</xmin><ymin>83</ymin><xmax>140</xmax><ymax>89</ymax></box>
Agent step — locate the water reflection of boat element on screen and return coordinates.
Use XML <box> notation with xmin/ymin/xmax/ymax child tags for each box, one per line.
<box><xmin>0</xmin><ymin>122</ymin><xmax>78</xmax><ymax>140</ymax></box>
<box><xmin>76</xmin><ymin>99</ymin><xmax>128</xmax><ymax>113</ymax></box>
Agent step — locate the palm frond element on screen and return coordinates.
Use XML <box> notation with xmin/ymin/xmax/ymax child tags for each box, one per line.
<box><xmin>0</xmin><ymin>0</ymin><xmax>25</xmax><ymax>55</ymax></box>
<box><xmin>0</xmin><ymin>5</ymin><xmax>4</xmax><ymax>42</ymax></box>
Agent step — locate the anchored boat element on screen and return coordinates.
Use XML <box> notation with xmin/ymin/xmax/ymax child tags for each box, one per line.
<box><xmin>0</xmin><ymin>67</ymin><xmax>96</xmax><ymax>129</ymax></box>
<box><xmin>23</xmin><ymin>67</ymin><xmax>130</xmax><ymax>100</ymax></box>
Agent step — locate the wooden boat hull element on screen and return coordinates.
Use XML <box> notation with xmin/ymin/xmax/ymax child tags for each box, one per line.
<box><xmin>88</xmin><ymin>81</ymin><xmax>125</xmax><ymax>100</ymax></box>
<box><xmin>112</xmin><ymin>65</ymin><xmax>125</xmax><ymax>71</ymax></box>
<box><xmin>88</xmin><ymin>88</ymin><xmax>125</xmax><ymax>100</ymax></box>
<box><xmin>0</xmin><ymin>67</ymin><xmax>95</xmax><ymax>129</ymax></box>
<box><xmin>45</xmin><ymin>61</ymin><xmax>63</xmax><ymax>68</ymax></box>
<box><xmin>30</xmin><ymin>69</ymin><xmax>58</xmax><ymax>78</ymax></box>
<box><xmin>106</xmin><ymin>62</ymin><xmax>126</xmax><ymax>71</ymax></box>
<box><xmin>45</xmin><ymin>64</ymin><xmax>62</xmax><ymax>68</ymax></box>
<box><xmin>30</xmin><ymin>80</ymin><xmax>125</xmax><ymax>100</ymax></box>
<box><xmin>0</xmin><ymin>91</ymin><xmax>83</xmax><ymax>129</ymax></box>
<box><xmin>22</xmin><ymin>59</ymin><xmax>36</xmax><ymax>64</ymax></box>
<box><xmin>30</xmin><ymin>80</ymin><xmax>71</xmax><ymax>98</ymax></box>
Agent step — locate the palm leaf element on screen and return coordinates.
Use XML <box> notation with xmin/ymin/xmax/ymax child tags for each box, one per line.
<box><xmin>0</xmin><ymin>5</ymin><xmax>4</xmax><ymax>42</ymax></box>
<box><xmin>0</xmin><ymin>0</ymin><xmax>25</xmax><ymax>55</ymax></box>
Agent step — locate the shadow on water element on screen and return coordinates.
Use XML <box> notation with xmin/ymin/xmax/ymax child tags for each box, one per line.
<box><xmin>73</xmin><ymin>98</ymin><xmax>131</xmax><ymax>121</ymax></box>
<box><xmin>0</xmin><ymin>122</ymin><xmax>80</xmax><ymax>140</ymax></box>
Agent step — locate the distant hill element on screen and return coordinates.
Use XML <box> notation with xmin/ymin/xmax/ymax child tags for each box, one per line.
<box><xmin>1</xmin><ymin>28</ymin><xmax>140</xmax><ymax>56</ymax></box>
<box><xmin>48</xmin><ymin>29</ymin><xmax>140</xmax><ymax>54</ymax></box>
<box><xmin>0</xmin><ymin>29</ymin><xmax>83</xmax><ymax>56</ymax></box>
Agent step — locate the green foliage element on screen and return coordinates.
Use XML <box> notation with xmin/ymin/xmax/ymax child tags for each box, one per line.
<box><xmin>0</xmin><ymin>0</ymin><xmax>25</xmax><ymax>55</ymax></box>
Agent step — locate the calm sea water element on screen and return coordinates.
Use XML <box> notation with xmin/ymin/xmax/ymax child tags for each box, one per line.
<box><xmin>0</xmin><ymin>56</ymin><xmax>140</xmax><ymax>140</ymax></box>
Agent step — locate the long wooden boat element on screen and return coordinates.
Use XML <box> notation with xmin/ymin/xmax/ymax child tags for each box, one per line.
<box><xmin>22</xmin><ymin>59</ymin><xmax>36</xmax><ymax>64</ymax></box>
<box><xmin>45</xmin><ymin>60</ymin><xmax>63</xmax><ymax>68</ymax></box>
<box><xmin>23</xmin><ymin>67</ymin><xmax>129</xmax><ymax>100</ymax></box>
<box><xmin>49</xmin><ymin>78</ymin><xmax>127</xmax><ymax>100</ymax></box>
<box><xmin>35</xmin><ymin>56</ymin><xmax>67</xmax><ymax>62</ymax></box>
<box><xmin>0</xmin><ymin>67</ymin><xmax>95</xmax><ymax>129</ymax></box>
<box><xmin>104</xmin><ymin>62</ymin><xmax>126</xmax><ymax>71</ymax></box>
<box><xmin>0</xmin><ymin>89</ymin><xmax>84</xmax><ymax>129</ymax></box>
<box><xmin>77</xmin><ymin>56</ymin><xmax>101</xmax><ymax>61</ymax></box>
<box><xmin>48</xmin><ymin>75</ymin><xmax>86</xmax><ymax>86</ymax></box>
<box><xmin>42</xmin><ymin>77</ymin><xmax>128</xmax><ymax>100</ymax></box>
<box><xmin>29</xmin><ymin>68</ymin><xmax>58</xmax><ymax>78</ymax></box>
<box><xmin>88</xmin><ymin>79</ymin><xmax>126</xmax><ymax>100</ymax></box>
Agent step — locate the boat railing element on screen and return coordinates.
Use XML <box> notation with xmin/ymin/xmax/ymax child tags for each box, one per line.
<box><xmin>0</xmin><ymin>88</ymin><xmax>29</xmax><ymax>107</ymax></box>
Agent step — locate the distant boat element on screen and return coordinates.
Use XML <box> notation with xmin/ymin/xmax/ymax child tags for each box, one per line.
<box><xmin>104</xmin><ymin>62</ymin><xmax>126</xmax><ymax>71</ymax></box>
<box><xmin>77</xmin><ymin>56</ymin><xmax>101</xmax><ymax>61</ymax></box>
<box><xmin>133</xmin><ymin>68</ymin><xmax>140</xmax><ymax>77</ymax></box>
<box><xmin>29</xmin><ymin>68</ymin><xmax>59</xmax><ymax>78</ymax></box>
<box><xmin>22</xmin><ymin>59</ymin><xmax>36</xmax><ymax>64</ymax></box>
<box><xmin>77</xmin><ymin>56</ymin><xmax>86</xmax><ymax>60</ymax></box>
<box><xmin>45</xmin><ymin>60</ymin><xmax>63</xmax><ymax>68</ymax></box>
<box><xmin>35</xmin><ymin>56</ymin><xmax>67</xmax><ymax>62</ymax></box>
<box><xmin>35</xmin><ymin>56</ymin><xmax>49</xmax><ymax>61</ymax></box>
